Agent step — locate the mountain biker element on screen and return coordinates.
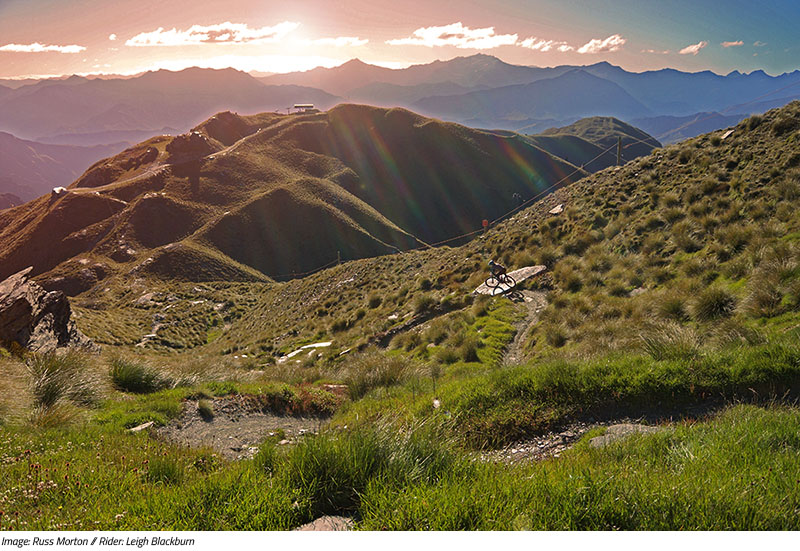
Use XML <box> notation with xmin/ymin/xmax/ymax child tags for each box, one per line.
<box><xmin>488</xmin><ymin>259</ymin><xmax>507</xmax><ymax>280</ymax></box>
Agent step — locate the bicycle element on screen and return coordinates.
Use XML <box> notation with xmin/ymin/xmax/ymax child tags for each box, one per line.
<box><xmin>485</xmin><ymin>272</ymin><xmax>516</xmax><ymax>294</ymax></box>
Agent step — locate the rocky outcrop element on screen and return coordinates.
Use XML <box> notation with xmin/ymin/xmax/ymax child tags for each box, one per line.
<box><xmin>0</xmin><ymin>267</ymin><xmax>94</xmax><ymax>351</ymax></box>
<box><xmin>166</xmin><ymin>131</ymin><xmax>216</xmax><ymax>163</ymax></box>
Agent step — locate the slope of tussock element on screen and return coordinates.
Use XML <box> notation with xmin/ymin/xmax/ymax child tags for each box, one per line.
<box><xmin>123</xmin><ymin>194</ymin><xmax>209</xmax><ymax>249</ymax></box>
<box><xmin>275</xmin><ymin>104</ymin><xmax>585</xmax><ymax>243</ymax></box>
<box><xmin>201</xmin><ymin>179</ymin><xmax>421</xmax><ymax>278</ymax></box>
<box><xmin>0</xmin><ymin>192</ymin><xmax>127</xmax><ymax>280</ymax></box>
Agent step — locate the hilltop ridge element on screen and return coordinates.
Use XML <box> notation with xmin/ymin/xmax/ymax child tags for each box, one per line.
<box><xmin>0</xmin><ymin>105</ymin><xmax>586</xmax><ymax>290</ymax></box>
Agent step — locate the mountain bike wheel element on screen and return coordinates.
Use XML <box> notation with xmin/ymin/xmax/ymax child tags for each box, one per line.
<box><xmin>485</xmin><ymin>276</ymin><xmax>501</xmax><ymax>290</ymax></box>
<box><xmin>501</xmin><ymin>274</ymin><xmax>516</xmax><ymax>288</ymax></box>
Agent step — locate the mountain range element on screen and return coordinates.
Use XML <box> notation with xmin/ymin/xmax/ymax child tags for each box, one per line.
<box><xmin>262</xmin><ymin>54</ymin><xmax>800</xmax><ymax>139</ymax></box>
<box><xmin>2</xmin><ymin>54</ymin><xmax>798</xmax><ymax>151</ymax></box>
<box><xmin>0</xmin><ymin>132</ymin><xmax>124</xmax><ymax>201</ymax></box>
<box><xmin>0</xmin><ymin>68</ymin><xmax>340</xmax><ymax>145</ymax></box>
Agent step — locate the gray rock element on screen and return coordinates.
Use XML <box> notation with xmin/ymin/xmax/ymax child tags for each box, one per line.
<box><xmin>295</xmin><ymin>516</ymin><xmax>354</xmax><ymax>531</ymax></box>
<box><xmin>589</xmin><ymin>423</ymin><xmax>662</xmax><ymax>448</ymax></box>
<box><xmin>0</xmin><ymin>267</ymin><xmax>94</xmax><ymax>352</ymax></box>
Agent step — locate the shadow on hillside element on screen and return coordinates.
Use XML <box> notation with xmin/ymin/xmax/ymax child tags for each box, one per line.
<box><xmin>171</xmin><ymin>160</ymin><xmax>202</xmax><ymax>194</ymax></box>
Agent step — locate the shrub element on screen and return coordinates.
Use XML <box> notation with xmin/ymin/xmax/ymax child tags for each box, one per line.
<box><xmin>110</xmin><ymin>357</ymin><xmax>170</xmax><ymax>394</ymax></box>
<box><xmin>367</xmin><ymin>295</ymin><xmax>382</xmax><ymax>308</ymax></box>
<box><xmin>26</xmin><ymin>351</ymin><xmax>99</xmax><ymax>409</ymax></box>
<box><xmin>692</xmin><ymin>287</ymin><xmax>737</xmax><ymax>321</ymax></box>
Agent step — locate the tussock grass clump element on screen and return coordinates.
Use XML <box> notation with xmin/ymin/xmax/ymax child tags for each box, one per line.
<box><xmin>341</xmin><ymin>351</ymin><xmax>417</xmax><ymax>400</ymax></box>
<box><xmin>110</xmin><ymin>357</ymin><xmax>172</xmax><ymax>394</ymax></box>
<box><xmin>640</xmin><ymin>323</ymin><xmax>701</xmax><ymax>361</ymax></box>
<box><xmin>413</xmin><ymin>294</ymin><xmax>437</xmax><ymax>315</ymax></box>
<box><xmin>28</xmin><ymin>403</ymin><xmax>83</xmax><ymax>428</ymax></box>
<box><xmin>671</xmin><ymin>221</ymin><xmax>704</xmax><ymax>253</ymax></box>
<box><xmin>26</xmin><ymin>351</ymin><xmax>100</xmax><ymax>409</ymax></box>
<box><xmin>279</xmin><ymin>423</ymin><xmax>459</xmax><ymax>516</ymax></box>
<box><xmin>658</xmin><ymin>294</ymin><xmax>689</xmax><ymax>321</ymax></box>
<box><xmin>457</xmin><ymin>335</ymin><xmax>481</xmax><ymax>363</ymax></box>
<box><xmin>692</xmin><ymin>287</ymin><xmax>737</xmax><ymax>321</ymax></box>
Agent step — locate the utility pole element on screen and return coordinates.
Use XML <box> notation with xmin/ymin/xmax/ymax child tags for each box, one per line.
<box><xmin>617</xmin><ymin>136</ymin><xmax>622</xmax><ymax>166</ymax></box>
<box><xmin>337</xmin><ymin>250</ymin><xmax>341</xmax><ymax>265</ymax></box>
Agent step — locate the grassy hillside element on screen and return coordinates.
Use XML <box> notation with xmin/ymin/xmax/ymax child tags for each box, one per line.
<box><xmin>539</xmin><ymin>115</ymin><xmax>661</xmax><ymax>159</ymax></box>
<box><xmin>0</xmin><ymin>105</ymin><xmax>583</xmax><ymax>288</ymax></box>
<box><xmin>1</xmin><ymin>101</ymin><xmax>800</xmax><ymax>531</ymax></box>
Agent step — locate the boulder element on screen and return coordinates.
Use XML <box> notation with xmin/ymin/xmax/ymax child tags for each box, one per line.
<box><xmin>0</xmin><ymin>267</ymin><xmax>94</xmax><ymax>352</ymax></box>
<box><xmin>589</xmin><ymin>423</ymin><xmax>662</xmax><ymax>448</ymax></box>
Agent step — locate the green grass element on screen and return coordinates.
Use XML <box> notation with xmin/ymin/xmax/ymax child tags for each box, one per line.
<box><xmin>358</xmin><ymin>405</ymin><xmax>800</xmax><ymax>530</ymax></box>
<box><xmin>1</xmin><ymin>403</ymin><xmax>798</xmax><ymax>530</ymax></box>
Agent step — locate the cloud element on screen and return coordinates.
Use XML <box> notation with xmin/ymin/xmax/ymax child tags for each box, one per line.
<box><xmin>109</xmin><ymin>34</ymin><xmax>117</xmax><ymax>41</ymax></box>
<box><xmin>0</xmin><ymin>42</ymin><xmax>86</xmax><ymax>53</ymax></box>
<box><xmin>641</xmin><ymin>48</ymin><xmax>670</xmax><ymax>54</ymax></box>
<box><xmin>754</xmin><ymin>41</ymin><xmax>767</xmax><ymax>47</ymax></box>
<box><xmin>519</xmin><ymin>37</ymin><xmax>573</xmax><ymax>52</ymax></box>
<box><xmin>387</xmin><ymin>22</ymin><xmax>517</xmax><ymax>49</ymax></box>
<box><xmin>576</xmin><ymin>34</ymin><xmax>626</xmax><ymax>54</ymax></box>
<box><xmin>125</xmin><ymin>21</ymin><xmax>299</xmax><ymax>47</ymax></box>
<box><xmin>721</xmin><ymin>40</ymin><xmax>743</xmax><ymax>48</ymax></box>
<box><xmin>679</xmin><ymin>40</ymin><xmax>708</xmax><ymax>55</ymax></box>
<box><xmin>311</xmin><ymin>36</ymin><xmax>368</xmax><ymax>47</ymax></box>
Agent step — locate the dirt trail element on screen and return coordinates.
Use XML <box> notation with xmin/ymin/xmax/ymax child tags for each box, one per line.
<box><xmin>156</xmin><ymin>397</ymin><xmax>324</xmax><ymax>460</ymax></box>
<box><xmin>503</xmin><ymin>289</ymin><xmax>547</xmax><ymax>365</ymax></box>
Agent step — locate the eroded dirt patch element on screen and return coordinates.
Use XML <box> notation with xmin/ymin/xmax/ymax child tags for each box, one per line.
<box><xmin>480</xmin><ymin>422</ymin><xmax>599</xmax><ymax>464</ymax></box>
<box><xmin>156</xmin><ymin>396</ymin><xmax>325</xmax><ymax>460</ymax></box>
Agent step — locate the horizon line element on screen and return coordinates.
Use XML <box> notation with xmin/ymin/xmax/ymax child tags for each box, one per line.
<box><xmin>1</xmin><ymin>53</ymin><xmax>795</xmax><ymax>81</ymax></box>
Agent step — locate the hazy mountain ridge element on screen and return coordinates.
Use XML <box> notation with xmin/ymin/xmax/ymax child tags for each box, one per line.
<box><xmin>0</xmin><ymin>132</ymin><xmax>126</xmax><ymax>200</ymax></box>
<box><xmin>413</xmin><ymin>70</ymin><xmax>653</xmax><ymax>127</ymax></box>
<box><xmin>0</xmin><ymin>68</ymin><xmax>341</xmax><ymax>145</ymax></box>
<box><xmin>267</xmin><ymin>54</ymin><xmax>800</xmax><ymax>137</ymax></box>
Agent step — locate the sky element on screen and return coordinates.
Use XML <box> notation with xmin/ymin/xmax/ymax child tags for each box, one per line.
<box><xmin>0</xmin><ymin>0</ymin><xmax>798</xmax><ymax>79</ymax></box>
